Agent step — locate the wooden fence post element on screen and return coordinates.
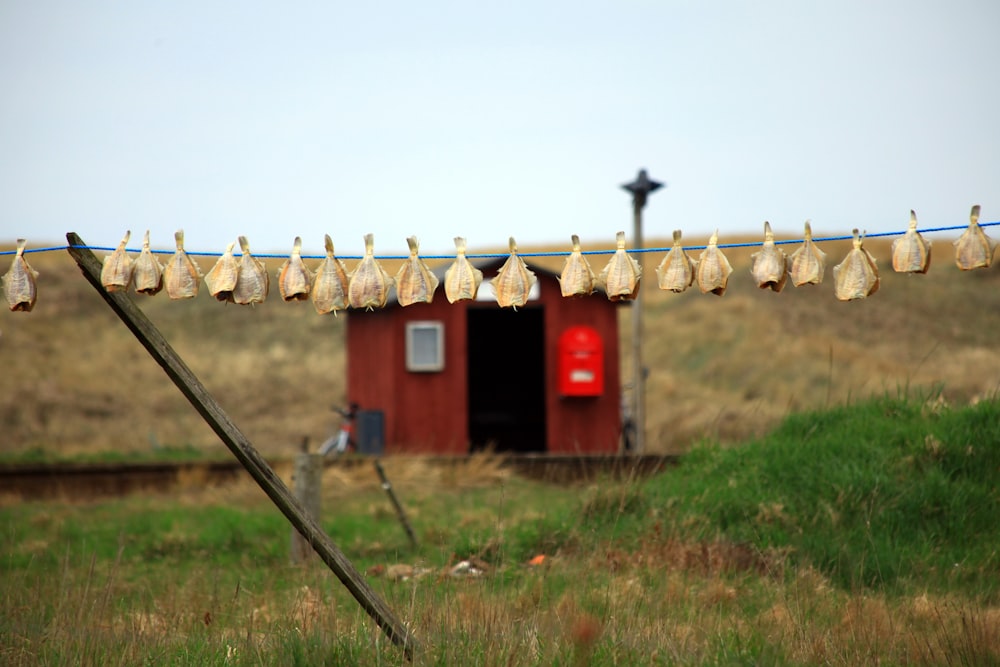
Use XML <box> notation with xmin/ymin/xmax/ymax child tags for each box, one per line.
<box><xmin>66</xmin><ymin>234</ymin><xmax>416</xmax><ymax>659</ymax></box>
<box><xmin>291</xmin><ymin>453</ymin><xmax>323</xmax><ymax>564</ymax></box>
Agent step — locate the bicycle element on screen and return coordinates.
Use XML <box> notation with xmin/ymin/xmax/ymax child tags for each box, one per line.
<box><xmin>318</xmin><ymin>403</ymin><xmax>358</xmax><ymax>456</ymax></box>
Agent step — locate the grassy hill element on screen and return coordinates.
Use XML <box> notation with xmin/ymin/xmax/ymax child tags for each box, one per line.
<box><xmin>641</xmin><ymin>394</ymin><xmax>1000</xmax><ymax>598</ymax></box>
<box><xmin>3</xmin><ymin>394</ymin><xmax>999</xmax><ymax>664</ymax></box>
<box><xmin>1</xmin><ymin>231</ymin><xmax>998</xmax><ymax>459</ymax></box>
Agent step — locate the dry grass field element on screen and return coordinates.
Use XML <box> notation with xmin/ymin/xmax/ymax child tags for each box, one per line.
<box><xmin>1</xmin><ymin>230</ymin><xmax>998</xmax><ymax>459</ymax></box>
<box><xmin>3</xmin><ymin>227</ymin><xmax>1000</xmax><ymax>665</ymax></box>
<box><xmin>4</xmin><ymin>426</ymin><xmax>1000</xmax><ymax>665</ymax></box>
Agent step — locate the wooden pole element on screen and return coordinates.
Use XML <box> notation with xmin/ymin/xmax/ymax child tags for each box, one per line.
<box><xmin>373</xmin><ymin>459</ymin><xmax>418</xmax><ymax>549</ymax></box>
<box><xmin>291</xmin><ymin>453</ymin><xmax>323</xmax><ymax>564</ymax></box>
<box><xmin>631</xmin><ymin>201</ymin><xmax>645</xmax><ymax>455</ymax></box>
<box><xmin>65</xmin><ymin>233</ymin><xmax>416</xmax><ymax>659</ymax></box>
<box><xmin>621</xmin><ymin>169</ymin><xmax>661</xmax><ymax>455</ymax></box>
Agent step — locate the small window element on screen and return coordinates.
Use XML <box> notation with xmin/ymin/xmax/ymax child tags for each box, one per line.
<box><xmin>406</xmin><ymin>321</ymin><xmax>445</xmax><ymax>372</ymax></box>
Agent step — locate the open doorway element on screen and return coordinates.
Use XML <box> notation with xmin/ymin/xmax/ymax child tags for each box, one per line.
<box><xmin>466</xmin><ymin>307</ymin><xmax>546</xmax><ymax>453</ymax></box>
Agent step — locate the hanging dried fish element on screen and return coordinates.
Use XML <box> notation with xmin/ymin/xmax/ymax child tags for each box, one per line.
<box><xmin>559</xmin><ymin>234</ymin><xmax>596</xmax><ymax>298</ymax></box>
<box><xmin>163</xmin><ymin>230</ymin><xmax>201</xmax><ymax>299</ymax></box>
<box><xmin>348</xmin><ymin>233</ymin><xmax>393</xmax><ymax>310</ymax></box>
<box><xmin>132</xmin><ymin>230</ymin><xmax>164</xmax><ymax>296</ymax></box>
<box><xmin>695</xmin><ymin>230</ymin><xmax>733</xmax><ymax>296</ymax></box>
<box><xmin>493</xmin><ymin>237</ymin><xmax>536</xmax><ymax>309</ymax></box>
<box><xmin>395</xmin><ymin>236</ymin><xmax>439</xmax><ymax>306</ymax></box>
<box><xmin>101</xmin><ymin>230</ymin><xmax>133</xmax><ymax>292</ymax></box>
<box><xmin>750</xmin><ymin>221</ymin><xmax>788</xmax><ymax>292</ymax></box>
<box><xmin>788</xmin><ymin>220</ymin><xmax>827</xmax><ymax>286</ymax></box>
<box><xmin>205</xmin><ymin>241</ymin><xmax>239</xmax><ymax>303</ymax></box>
<box><xmin>3</xmin><ymin>239</ymin><xmax>39</xmax><ymax>312</ymax></box>
<box><xmin>312</xmin><ymin>234</ymin><xmax>351</xmax><ymax>314</ymax></box>
<box><xmin>954</xmin><ymin>204</ymin><xmax>997</xmax><ymax>270</ymax></box>
<box><xmin>655</xmin><ymin>230</ymin><xmax>696</xmax><ymax>293</ymax></box>
<box><xmin>599</xmin><ymin>231</ymin><xmax>641</xmax><ymax>302</ymax></box>
<box><xmin>833</xmin><ymin>229</ymin><xmax>880</xmax><ymax>301</ymax></box>
<box><xmin>891</xmin><ymin>210</ymin><xmax>932</xmax><ymax>274</ymax></box>
<box><xmin>232</xmin><ymin>235</ymin><xmax>269</xmax><ymax>306</ymax></box>
<box><xmin>277</xmin><ymin>236</ymin><xmax>314</xmax><ymax>302</ymax></box>
<box><xmin>444</xmin><ymin>237</ymin><xmax>483</xmax><ymax>303</ymax></box>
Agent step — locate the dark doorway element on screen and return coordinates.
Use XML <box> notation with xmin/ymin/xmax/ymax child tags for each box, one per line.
<box><xmin>467</xmin><ymin>307</ymin><xmax>546</xmax><ymax>453</ymax></box>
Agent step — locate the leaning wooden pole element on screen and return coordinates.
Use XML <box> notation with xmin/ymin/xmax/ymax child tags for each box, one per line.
<box><xmin>66</xmin><ymin>233</ymin><xmax>416</xmax><ymax>659</ymax></box>
<box><xmin>373</xmin><ymin>459</ymin><xmax>418</xmax><ymax>550</ymax></box>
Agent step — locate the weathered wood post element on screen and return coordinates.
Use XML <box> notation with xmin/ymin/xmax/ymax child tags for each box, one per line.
<box><xmin>291</xmin><ymin>451</ymin><xmax>323</xmax><ymax>564</ymax></box>
<box><xmin>620</xmin><ymin>169</ymin><xmax>664</xmax><ymax>454</ymax></box>
<box><xmin>373</xmin><ymin>459</ymin><xmax>418</xmax><ymax>550</ymax></box>
<box><xmin>66</xmin><ymin>234</ymin><xmax>416</xmax><ymax>659</ymax></box>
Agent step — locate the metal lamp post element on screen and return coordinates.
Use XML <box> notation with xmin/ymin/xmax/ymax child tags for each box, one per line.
<box><xmin>620</xmin><ymin>169</ymin><xmax>663</xmax><ymax>454</ymax></box>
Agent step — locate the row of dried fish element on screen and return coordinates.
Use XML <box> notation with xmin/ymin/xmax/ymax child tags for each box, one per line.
<box><xmin>650</xmin><ymin>222</ymin><xmax>881</xmax><ymax>301</ymax></box>
<box><xmin>4</xmin><ymin>206</ymin><xmax>996</xmax><ymax>312</ymax></box>
<box><xmin>646</xmin><ymin>206</ymin><xmax>995</xmax><ymax>302</ymax></box>
<box><xmin>96</xmin><ymin>230</ymin><xmax>456</xmax><ymax>312</ymax></box>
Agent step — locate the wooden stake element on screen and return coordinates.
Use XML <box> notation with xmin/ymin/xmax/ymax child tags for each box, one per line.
<box><xmin>290</xmin><ymin>453</ymin><xmax>323</xmax><ymax>564</ymax></box>
<box><xmin>373</xmin><ymin>459</ymin><xmax>418</xmax><ymax>549</ymax></box>
<box><xmin>66</xmin><ymin>233</ymin><xmax>416</xmax><ymax>659</ymax></box>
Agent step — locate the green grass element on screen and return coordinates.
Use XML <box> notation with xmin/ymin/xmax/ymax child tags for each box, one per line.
<box><xmin>0</xmin><ymin>443</ymin><xmax>224</xmax><ymax>465</ymax></box>
<box><xmin>642</xmin><ymin>392</ymin><xmax>1000</xmax><ymax>598</ymax></box>
<box><xmin>3</xmin><ymin>394</ymin><xmax>1000</xmax><ymax>665</ymax></box>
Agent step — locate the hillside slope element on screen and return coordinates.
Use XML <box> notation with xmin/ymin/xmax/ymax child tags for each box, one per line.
<box><xmin>1</xmin><ymin>233</ymin><xmax>998</xmax><ymax>458</ymax></box>
<box><xmin>627</xmin><ymin>234</ymin><xmax>1000</xmax><ymax>449</ymax></box>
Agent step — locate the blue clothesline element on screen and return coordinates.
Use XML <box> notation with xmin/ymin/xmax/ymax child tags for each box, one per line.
<box><xmin>2</xmin><ymin>222</ymin><xmax>998</xmax><ymax>259</ymax></box>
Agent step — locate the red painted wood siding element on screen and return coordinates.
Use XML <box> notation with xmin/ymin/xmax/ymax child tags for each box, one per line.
<box><xmin>347</xmin><ymin>298</ymin><xmax>469</xmax><ymax>454</ymax></box>
<box><xmin>347</xmin><ymin>265</ymin><xmax>621</xmax><ymax>455</ymax></box>
<box><xmin>539</xmin><ymin>276</ymin><xmax>621</xmax><ymax>454</ymax></box>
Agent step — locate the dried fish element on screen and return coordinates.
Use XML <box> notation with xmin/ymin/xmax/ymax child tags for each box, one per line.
<box><xmin>750</xmin><ymin>221</ymin><xmax>788</xmax><ymax>292</ymax></box>
<box><xmin>444</xmin><ymin>237</ymin><xmax>483</xmax><ymax>303</ymax></box>
<box><xmin>311</xmin><ymin>234</ymin><xmax>351</xmax><ymax>314</ymax></box>
<box><xmin>233</xmin><ymin>235</ymin><xmax>269</xmax><ymax>305</ymax></box>
<box><xmin>163</xmin><ymin>230</ymin><xmax>201</xmax><ymax>299</ymax></box>
<box><xmin>101</xmin><ymin>230</ymin><xmax>133</xmax><ymax>292</ymax></box>
<box><xmin>277</xmin><ymin>236</ymin><xmax>314</xmax><ymax>302</ymax></box>
<box><xmin>205</xmin><ymin>241</ymin><xmax>239</xmax><ymax>302</ymax></box>
<box><xmin>559</xmin><ymin>234</ymin><xmax>596</xmax><ymax>298</ymax></box>
<box><xmin>599</xmin><ymin>231</ymin><xmax>641</xmax><ymax>302</ymax></box>
<box><xmin>493</xmin><ymin>237</ymin><xmax>536</xmax><ymax>309</ymax></box>
<box><xmin>132</xmin><ymin>230</ymin><xmax>164</xmax><ymax>296</ymax></box>
<box><xmin>655</xmin><ymin>230</ymin><xmax>696</xmax><ymax>293</ymax></box>
<box><xmin>348</xmin><ymin>233</ymin><xmax>393</xmax><ymax>310</ymax></box>
<box><xmin>395</xmin><ymin>236</ymin><xmax>439</xmax><ymax>306</ymax></box>
<box><xmin>695</xmin><ymin>230</ymin><xmax>733</xmax><ymax>296</ymax></box>
<box><xmin>891</xmin><ymin>210</ymin><xmax>932</xmax><ymax>274</ymax></box>
<box><xmin>833</xmin><ymin>229</ymin><xmax>880</xmax><ymax>301</ymax></box>
<box><xmin>3</xmin><ymin>239</ymin><xmax>39</xmax><ymax>312</ymax></box>
<box><xmin>954</xmin><ymin>204</ymin><xmax>997</xmax><ymax>270</ymax></box>
<box><xmin>788</xmin><ymin>220</ymin><xmax>827</xmax><ymax>286</ymax></box>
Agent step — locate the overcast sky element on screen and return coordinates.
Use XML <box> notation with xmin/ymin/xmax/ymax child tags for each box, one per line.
<box><xmin>1</xmin><ymin>0</ymin><xmax>997</xmax><ymax>257</ymax></box>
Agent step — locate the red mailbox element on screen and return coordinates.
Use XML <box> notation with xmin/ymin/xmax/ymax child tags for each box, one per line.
<box><xmin>557</xmin><ymin>325</ymin><xmax>604</xmax><ymax>396</ymax></box>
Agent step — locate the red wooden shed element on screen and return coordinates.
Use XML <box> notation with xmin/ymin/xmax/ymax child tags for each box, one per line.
<box><xmin>345</xmin><ymin>258</ymin><xmax>623</xmax><ymax>455</ymax></box>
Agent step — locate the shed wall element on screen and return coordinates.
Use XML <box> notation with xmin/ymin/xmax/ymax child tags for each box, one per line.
<box><xmin>347</xmin><ymin>300</ymin><xmax>469</xmax><ymax>454</ymax></box>
<box><xmin>346</xmin><ymin>265</ymin><xmax>622</xmax><ymax>455</ymax></box>
<box><xmin>540</xmin><ymin>279</ymin><xmax>622</xmax><ymax>454</ymax></box>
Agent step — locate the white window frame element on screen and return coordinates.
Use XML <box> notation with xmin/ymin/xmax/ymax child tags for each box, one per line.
<box><xmin>405</xmin><ymin>321</ymin><xmax>445</xmax><ymax>372</ymax></box>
